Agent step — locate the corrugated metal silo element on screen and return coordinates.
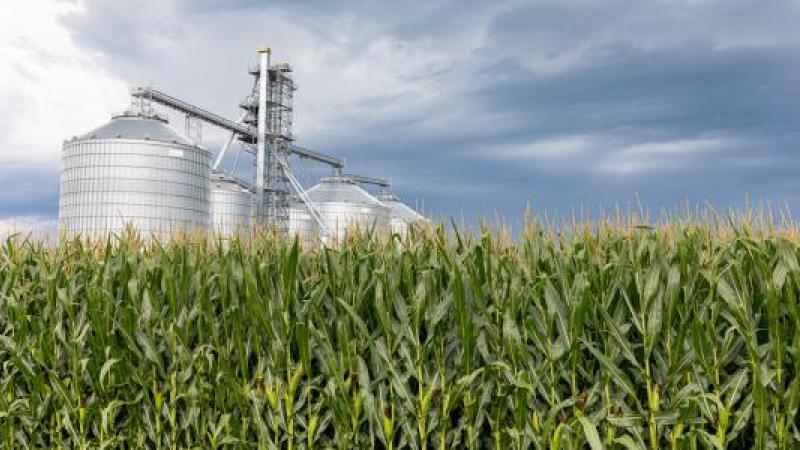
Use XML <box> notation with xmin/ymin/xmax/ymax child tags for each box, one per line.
<box><xmin>305</xmin><ymin>175</ymin><xmax>390</xmax><ymax>243</ymax></box>
<box><xmin>288</xmin><ymin>197</ymin><xmax>318</xmax><ymax>246</ymax></box>
<box><xmin>58</xmin><ymin>111</ymin><xmax>211</xmax><ymax>240</ymax></box>
<box><xmin>210</xmin><ymin>172</ymin><xmax>252</xmax><ymax>237</ymax></box>
<box><xmin>376</xmin><ymin>192</ymin><xmax>428</xmax><ymax>234</ymax></box>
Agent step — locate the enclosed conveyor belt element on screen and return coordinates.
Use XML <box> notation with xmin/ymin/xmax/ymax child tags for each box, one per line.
<box><xmin>131</xmin><ymin>87</ymin><xmax>345</xmax><ymax>169</ymax></box>
<box><xmin>343</xmin><ymin>173</ymin><xmax>390</xmax><ymax>188</ymax></box>
<box><xmin>291</xmin><ymin>145</ymin><xmax>344</xmax><ymax>169</ymax></box>
<box><xmin>131</xmin><ymin>87</ymin><xmax>255</xmax><ymax>137</ymax></box>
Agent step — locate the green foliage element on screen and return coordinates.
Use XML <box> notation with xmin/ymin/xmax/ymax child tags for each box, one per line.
<box><xmin>1</xmin><ymin>220</ymin><xmax>800</xmax><ymax>449</ymax></box>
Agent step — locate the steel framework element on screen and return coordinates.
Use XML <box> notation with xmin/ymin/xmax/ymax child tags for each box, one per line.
<box><xmin>129</xmin><ymin>48</ymin><xmax>387</xmax><ymax>235</ymax></box>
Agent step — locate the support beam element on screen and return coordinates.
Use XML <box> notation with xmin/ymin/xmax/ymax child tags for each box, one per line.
<box><xmin>213</xmin><ymin>112</ymin><xmax>247</xmax><ymax>170</ymax></box>
<box><xmin>344</xmin><ymin>173</ymin><xmax>390</xmax><ymax>188</ymax></box>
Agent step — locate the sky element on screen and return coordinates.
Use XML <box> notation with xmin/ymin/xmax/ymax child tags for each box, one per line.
<box><xmin>1</xmin><ymin>0</ymin><xmax>800</xmax><ymax>235</ymax></box>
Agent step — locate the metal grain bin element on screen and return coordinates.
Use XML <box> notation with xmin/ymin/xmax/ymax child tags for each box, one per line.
<box><xmin>376</xmin><ymin>192</ymin><xmax>427</xmax><ymax>234</ymax></box>
<box><xmin>305</xmin><ymin>175</ymin><xmax>390</xmax><ymax>243</ymax></box>
<box><xmin>288</xmin><ymin>197</ymin><xmax>318</xmax><ymax>246</ymax></box>
<box><xmin>58</xmin><ymin>111</ymin><xmax>211</xmax><ymax>240</ymax></box>
<box><xmin>210</xmin><ymin>172</ymin><xmax>252</xmax><ymax>237</ymax></box>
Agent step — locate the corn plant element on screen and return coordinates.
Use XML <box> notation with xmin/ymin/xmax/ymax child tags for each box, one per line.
<box><xmin>1</xmin><ymin>213</ymin><xmax>799</xmax><ymax>448</ymax></box>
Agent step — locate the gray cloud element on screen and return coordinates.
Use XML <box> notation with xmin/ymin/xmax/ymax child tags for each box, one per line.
<box><xmin>0</xmin><ymin>167</ymin><xmax>59</xmax><ymax>217</ymax></box>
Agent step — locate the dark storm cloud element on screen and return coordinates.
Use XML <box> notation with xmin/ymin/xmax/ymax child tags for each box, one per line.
<box><xmin>472</xmin><ymin>45</ymin><xmax>800</xmax><ymax>137</ymax></box>
<box><xmin>310</xmin><ymin>38</ymin><xmax>800</xmax><ymax>223</ymax></box>
<box><xmin>48</xmin><ymin>0</ymin><xmax>800</xmax><ymax>226</ymax></box>
<box><xmin>308</xmin><ymin>43</ymin><xmax>800</xmax><ymax>162</ymax></box>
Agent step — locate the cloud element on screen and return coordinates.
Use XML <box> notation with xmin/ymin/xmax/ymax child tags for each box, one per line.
<box><xmin>488</xmin><ymin>136</ymin><xmax>597</xmax><ymax>161</ymax></box>
<box><xmin>0</xmin><ymin>0</ymin><xmax>129</xmax><ymax>168</ymax></box>
<box><xmin>596</xmin><ymin>138</ymin><xmax>730</xmax><ymax>175</ymax></box>
<box><xmin>0</xmin><ymin>167</ymin><xmax>60</xmax><ymax>217</ymax></box>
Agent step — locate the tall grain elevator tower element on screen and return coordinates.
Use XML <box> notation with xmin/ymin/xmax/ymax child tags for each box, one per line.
<box><xmin>242</xmin><ymin>49</ymin><xmax>295</xmax><ymax>232</ymax></box>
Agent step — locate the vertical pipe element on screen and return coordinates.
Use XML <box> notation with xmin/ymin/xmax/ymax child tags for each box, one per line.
<box><xmin>256</xmin><ymin>48</ymin><xmax>270</xmax><ymax>222</ymax></box>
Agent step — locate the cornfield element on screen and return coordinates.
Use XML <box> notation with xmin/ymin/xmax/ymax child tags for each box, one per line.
<box><xmin>1</xmin><ymin>217</ymin><xmax>800</xmax><ymax>449</ymax></box>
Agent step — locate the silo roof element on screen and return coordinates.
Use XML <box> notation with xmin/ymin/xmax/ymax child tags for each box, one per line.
<box><xmin>391</xmin><ymin>201</ymin><xmax>426</xmax><ymax>222</ymax></box>
<box><xmin>377</xmin><ymin>193</ymin><xmax>427</xmax><ymax>222</ymax></box>
<box><xmin>306</xmin><ymin>176</ymin><xmax>386</xmax><ymax>207</ymax></box>
<box><xmin>211</xmin><ymin>171</ymin><xmax>251</xmax><ymax>192</ymax></box>
<box><xmin>80</xmin><ymin>111</ymin><xmax>193</xmax><ymax>145</ymax></box>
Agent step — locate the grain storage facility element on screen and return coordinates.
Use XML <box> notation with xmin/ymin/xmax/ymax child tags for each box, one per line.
<box><xmin>287</xmin><ymin>197</ymin><xmax>318</xmax><ymax>246</ymax></box>
<box><xmin>304</xmin><ymin>175</ymin><xmax>390</xmax><ymax>243</ymax></box>
<box><xmin>58</xmin><ymin>111</ymin><xmax>211</xmax><ymax>239</ymax></box>
<box><xmin>210</xmin><ymin>171</ymin><xmax>252</xmax><ymax>236</ymax></box>
<box><xmin>376</xmin><ymin>192</ymin><xmax>428</xmax><ymax>234</ymax></box>
<box><xmin>59</xmin><ymin>48</ymin><xmax>428</xmax><ymax>242</ymax></box>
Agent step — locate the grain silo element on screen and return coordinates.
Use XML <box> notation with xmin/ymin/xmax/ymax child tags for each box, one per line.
<box><xmin>287</xmin><ymin>197</ymin><xmax>318</xmax><ymax>246</ymax></box>
<box><xmin>376</xmin><ymin>192</ymin><xmax>428</xmax><ymax>234</ymax></box>
<box><xmin>58</xmin><ymin>111</ymin><xmax>211</xmax><ymax>239</ymax></box>
<box><xmin>210</xmin><ymin>171</ymin><xmax>252</xmax><ymax>237</ymax></box>
<box><xmin>305</xmin><ymin>175</ymin><xmax>390</xmax><ymax>243</ymax></box>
